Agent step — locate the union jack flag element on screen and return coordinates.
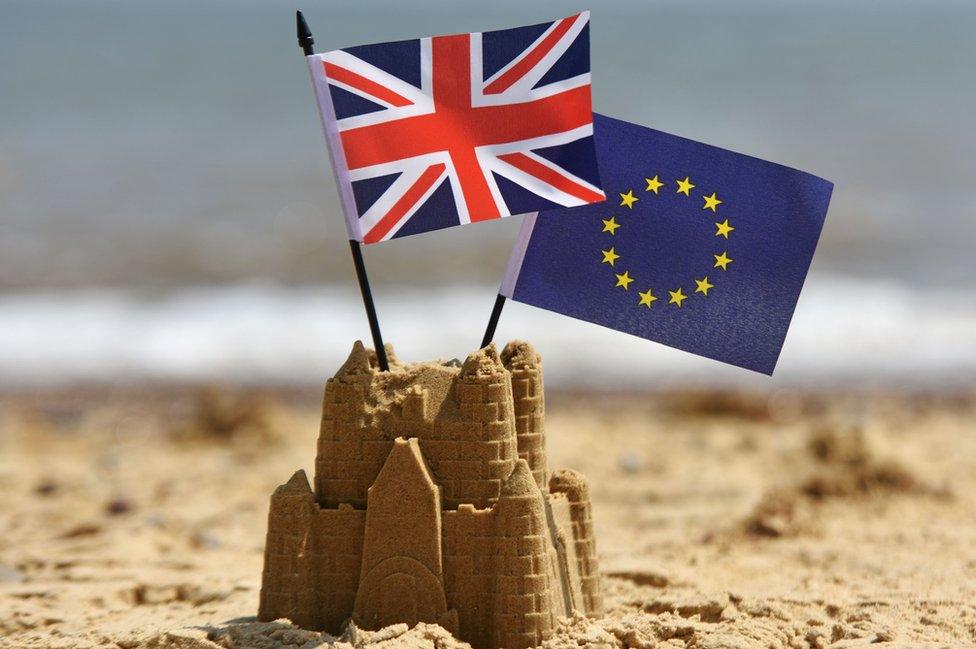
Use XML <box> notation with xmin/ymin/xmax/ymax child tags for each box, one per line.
<box><xmin>307</xmin><ymin>12</ymin><xmax>605</xmax><ymax>244</ymax></box>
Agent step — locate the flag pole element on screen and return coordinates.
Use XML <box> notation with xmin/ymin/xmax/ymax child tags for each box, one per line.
<box><xmin>480</xmin><ymin>294</ymin><xmax>506</xmax><ymax>349</ymax></box>
<box><xmin>297</xmin><ymin>10</ymin><xmax>389</xmax><ymax>371</ymax></box>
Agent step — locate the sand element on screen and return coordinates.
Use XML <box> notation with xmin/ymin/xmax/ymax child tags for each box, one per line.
<box><xmin>1</xmin><ymin>386</ymin><xmax>975</xmax><ymax>648</ymax></box>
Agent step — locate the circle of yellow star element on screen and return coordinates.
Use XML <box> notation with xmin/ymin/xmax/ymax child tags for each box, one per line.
<box><xmin>713</xmin><ymin>251</ymin><xmax>733</xmax><ymax>270</ymax></box>
<box><xmin>638</xmin><ymin>288</ymin><xmax>657</xmax><ymax>308</ymax></box>
<box><xmin>715</xmin><ymin>219</ymin><xmax>735</xmax><ymax>239</ymax></box>
<box><xmin>601</xmin><ymin>247</ymin><xmax>620</xmax><ymax>266</ymax></box>
<box><xmin>668</xmin><ymin>288</ymin><xmax>688</xmax><ymax>307</ymax></box>
<box><xmin>702</xmin><ymin>192</ymin><xmax>722</xmax><ymax>212</ymax></box>
<box><xmin>676</xmin><ymin>177</ymin><xmax>695</xmax><ymax>196</ymax></box>
<box><xmin>602</xmin><ymin>216</ymin><xmax>621</xmax><ymax>235</ymax></box>
<box><xmin>615</xmin><ymin>271</ymin><xmax>634</xmax><ymax>290</ymax></box>
<box><xmin>619</xmin><ymin>190</ymin><xmax>639</xmax><ymax>209</ymax></box>
<box><xmin>694</xmin><ymin>277</ymin><xmax>714</xmax><ymax>296</ymax></box>
<box><xmin>645</xmin><ymin>175</ymin><xmax>664</xmax><ymax>194</ymax></box>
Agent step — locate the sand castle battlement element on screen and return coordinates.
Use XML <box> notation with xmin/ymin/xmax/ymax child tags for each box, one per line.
<box><xmin>258</xmin><ymin>341</ymin><xmax>601</xmax><ymax>649</ymax></box>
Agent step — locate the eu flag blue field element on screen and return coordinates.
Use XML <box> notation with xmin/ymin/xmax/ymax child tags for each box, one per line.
<box><xmin>501</xmin><ymin>113</ymin><xmax>833</xmax><ymax>374</ymax></box>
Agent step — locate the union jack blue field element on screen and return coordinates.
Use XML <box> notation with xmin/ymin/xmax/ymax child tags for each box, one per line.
<box><xmin>307</xmin><ymin>13</ymin><xmax>604</xmax><ymax>244</ymax></box>
<box><xmin>501</xmin><ymin>114</ymin><xmax>833</xmax><ymax>374</ymax></box>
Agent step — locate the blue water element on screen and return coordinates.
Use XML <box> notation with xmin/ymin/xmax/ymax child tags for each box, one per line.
<box><xmin>2</xmin><ymin>0</ymin><xmax>974</xmax><ymax>290</ymax></box>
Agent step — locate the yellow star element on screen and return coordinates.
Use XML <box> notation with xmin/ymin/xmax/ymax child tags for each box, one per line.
<box><xmin>702</xmin><ymin>192</ymin><xmax>722</xmax><ymax>212</ymax></box>
<box><xmin>694</xmin><ymin>277</ymin><xmax>714</xmax><ymax>296</ymax></box>
<box><xmin>619</xmin><ymin>190</ymin><xmax>639</xmax><ymax>209</ymax></box>
<box><xmin>638</xmin><ymin>288</ymin><xmax>657</xmax><ymax>308</ymax></box>
<box><xmin>602</xmin><ymin>216</ymin><xmax>621</xmax><ymax>235</ymax></box>
<box><xmin>676</xmin><ymin>177</ymin><xmax>695</xmax><ymax>196</ymax></box>
<box><xmin>601</xmin><ymin>247</ymin><xmax>620</xmax><ymax>266</ymax></box>
<box><xmin>615</xmin><ymin>271</ymin><xmax>634</xmax><ymax>290</ymax></box>
<box><xmin>715</xmin><ymin>219</ymin><xmax>735</xmax><ymax>238</ymax></box>
<box><xmin>645</xmin><ymin>175</ymin><xmax>664</xmax><ymax>194</ymax></box>
<box><xmin>713</xmin><ymin>251</ymin><xmax>733</xmax><ymax>270</ymax></box>
<box><xmin>668</xmin><ymin>288</ymin><xmax>688</xmax><ymax>307</ymax></box>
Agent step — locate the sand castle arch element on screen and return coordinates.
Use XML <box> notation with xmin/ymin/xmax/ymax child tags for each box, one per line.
<box><xmin>354</xmin><ymin>555</ymin><xmax>450</xmax><ymax>629</ymax></box>
<box><xmin>259</xmin><ymin>340</ymin><xmax>601</xmax><ymax>649</ymax></box>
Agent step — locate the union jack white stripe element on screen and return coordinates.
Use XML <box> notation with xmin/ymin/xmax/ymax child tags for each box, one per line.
<box><xmin>307</xmin><ymin>12</ymin><xmax>605</xmax><ymax>244</ymax></box>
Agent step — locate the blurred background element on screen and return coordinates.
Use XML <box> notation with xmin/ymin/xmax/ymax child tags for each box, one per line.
<box><xmin>2</xmin><ymin>0</ymin><xmax>975</xmax><ymax>390</ymax></box>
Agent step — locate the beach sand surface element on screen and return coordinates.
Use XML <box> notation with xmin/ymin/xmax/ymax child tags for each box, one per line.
<box><xmin>1</xmin><ymin>387</ymin><xmax>974</xmax><ymax>648</ymax></box>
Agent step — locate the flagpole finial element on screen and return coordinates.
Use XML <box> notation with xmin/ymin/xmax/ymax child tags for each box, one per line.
<box><xmin>296</xmin><ymin>10</ymin><xmax>314</xmax><ymax>55</ymax></box>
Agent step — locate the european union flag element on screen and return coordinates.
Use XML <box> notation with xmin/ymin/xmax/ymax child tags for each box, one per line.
<box><xmin>500</xmin><ymin>114</ymin><xmax>833</xmax><ymax>374</ymax></box>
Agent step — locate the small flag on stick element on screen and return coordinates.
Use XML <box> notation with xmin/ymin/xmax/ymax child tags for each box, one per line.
<box><xmin>499</xmin><ymin>114</ymin><xmax>833</xmax><ymax>374</ymax></box>
<box><xmin>305</xmin><ymin>13</ymin><xmax>605</xmax><ymax>244</ymax></box>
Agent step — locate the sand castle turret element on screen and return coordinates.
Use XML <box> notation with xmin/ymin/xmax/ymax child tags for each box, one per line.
<box><xmin>259</xmin><ymin>341</ymin><xmax>601</xmax><ymax>649</ymax></box>
<box><xmin>502</xmin><ymin>342</ymin><xmax>549</xmax><ymax>493</ymax></box>
<box><xmin>490</xmin><ymin>460</ymin><xmax>558</xmax><ymax>647</ymax></box>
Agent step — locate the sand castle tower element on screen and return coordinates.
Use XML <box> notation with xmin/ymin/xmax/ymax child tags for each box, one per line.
<box><xmin>259</xmin><ymin>341</ymin><xmax>601</xmax><ymax>649</ymax></box>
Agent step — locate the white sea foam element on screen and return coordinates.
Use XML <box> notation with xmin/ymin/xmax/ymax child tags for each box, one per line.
<box><xmin>1</xmin><ymin>276</ymin><xmax>974</xmax><ymax>390</ymax></box>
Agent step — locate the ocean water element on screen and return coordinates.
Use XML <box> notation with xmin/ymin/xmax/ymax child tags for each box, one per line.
<box><xmin>2</xmin><ymin>276</ymin><xmax>974</xmax><ymax>389</ymax></box>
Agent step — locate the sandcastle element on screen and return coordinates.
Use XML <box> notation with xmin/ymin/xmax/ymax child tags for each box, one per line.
<box><xmin>258</xmin><ymin>340</ymin><xmax>601</xmax><ymax>648</ymax></box>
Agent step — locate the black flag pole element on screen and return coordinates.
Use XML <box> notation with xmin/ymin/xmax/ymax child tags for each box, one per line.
<box><xmin>480</xmin><ymin>294</ymin><xmax>506</xmax><ymax>349</ymax></box>
<box><xmin>297</xmin><ymin>10</ymin><xmax>389</xmax><ymax>371</ymax></box>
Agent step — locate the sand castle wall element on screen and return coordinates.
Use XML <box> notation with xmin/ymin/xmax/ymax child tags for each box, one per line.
<box><xmin>550</xmin><ymin>469</ymin><xmax>603</xmax><ymax>616</ymax></box>
<box><xmin>259</xmin><ymin>341</ymin><xmax>601</xmax><ymax>649</ymax></box>
<box><xmin>315</xmin><ymin>343</ymin><xmax>520</xmax><ymax>510</ymax></box>
<box><xmin>442</xmin><ymin>505</ymin><xmax>495</xmax><ymax>643</ymax></box>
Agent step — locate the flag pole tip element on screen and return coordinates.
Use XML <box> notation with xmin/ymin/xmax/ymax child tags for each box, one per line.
<box><xmin>296</xmin><ymin>10</ymin><xmax>314</xmax><ymax>52</ymax></box>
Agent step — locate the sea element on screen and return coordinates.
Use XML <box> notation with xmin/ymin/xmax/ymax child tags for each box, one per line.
<box><xmin>2</xmin><ymin>0</ymin><xmax>975</xmax><ymax>389</ymax></box>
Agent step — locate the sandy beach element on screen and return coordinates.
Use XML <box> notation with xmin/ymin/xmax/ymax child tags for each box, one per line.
<box><xmin>1</xmin><ymin>385</ymin><xmax>974</xmax><ymax>648</ymax></box>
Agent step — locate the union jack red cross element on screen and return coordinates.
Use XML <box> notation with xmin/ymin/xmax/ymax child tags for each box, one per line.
<box><xmin>307</xmin><ymin>12</ymin><xmax>605</xmax><ymax>244</ymax></box>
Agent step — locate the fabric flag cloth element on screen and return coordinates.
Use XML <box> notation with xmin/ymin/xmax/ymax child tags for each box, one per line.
<box><xmin>306</xmin><ymin>12</ymin><xmax>605</xmax><ymax>244</ymax></box>
<box><xmin>501</xmin><ymin>113</ymin><xmax>833</xmax><ymax>375</ymax></box>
